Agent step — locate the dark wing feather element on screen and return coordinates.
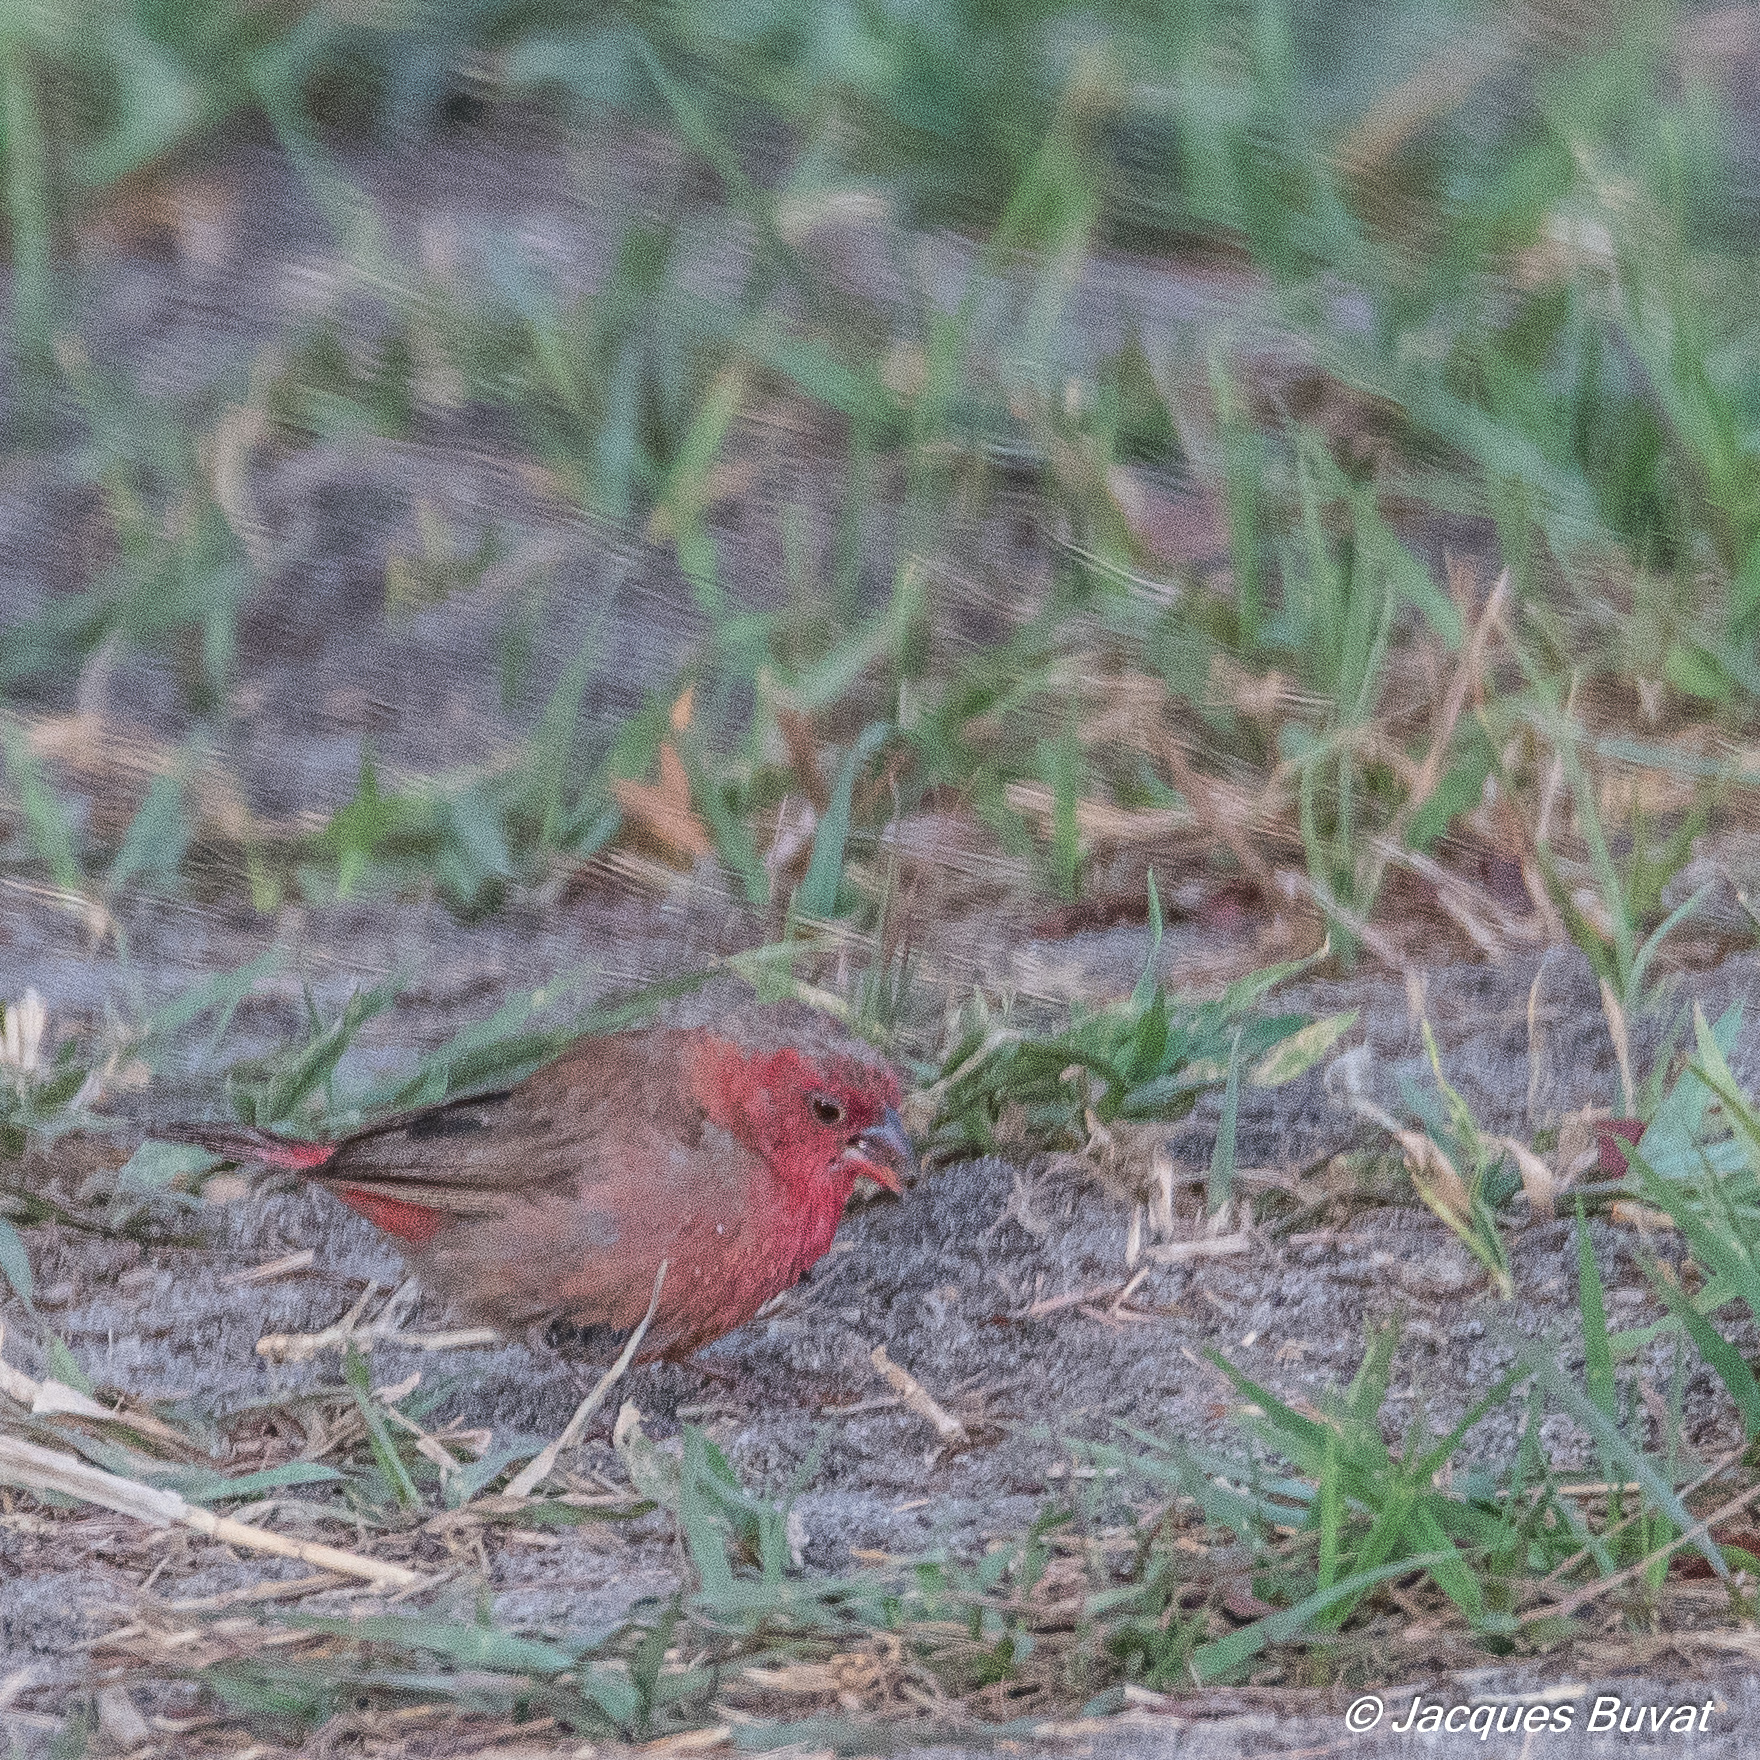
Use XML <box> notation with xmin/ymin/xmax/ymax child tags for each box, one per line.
<box><xmin>320</xmin><ymin>1027</ymin><xmax>714</xmax><ymax>1214</ymax></box>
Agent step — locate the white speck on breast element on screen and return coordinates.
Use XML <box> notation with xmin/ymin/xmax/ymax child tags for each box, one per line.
<box><xmin>716</xmin><ymin>1223</ymin><xmax>724</xmax><ymax>1234</ymax></box>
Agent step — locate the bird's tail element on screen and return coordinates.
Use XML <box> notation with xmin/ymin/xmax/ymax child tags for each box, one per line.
<box><xmin>149</xmin><ymin>1122</ymin><xmax>339</xmax><ymax>1173</ymax></box>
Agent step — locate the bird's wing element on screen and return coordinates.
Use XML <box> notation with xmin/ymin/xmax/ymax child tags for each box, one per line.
<box><xmin>323</xmin><ymin>1026</ymin><xmax>727</xmax><ymax>1214</ymax></box>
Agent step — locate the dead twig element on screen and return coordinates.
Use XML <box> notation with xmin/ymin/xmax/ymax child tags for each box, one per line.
<box><xmin>255</xmin><ymin>1280</ymin><xmax>503</xmax><ymax>1362</ymax></box>
<box><xmin>870</xmin><ymin>1345</ymin><xmax>969</xmax><ymax>1445</ymax></box>
<box><xmin>1013</xmin><ymin>1281</ymin><xmax>1128</xmax><ymax>1321</ymax></box>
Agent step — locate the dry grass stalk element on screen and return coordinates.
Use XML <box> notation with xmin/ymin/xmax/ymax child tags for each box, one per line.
<box><xmin>1001</xmin><ymin>781</ymin><xmax>1189</xmax><ymax>846</ymax></box>
<box><xmin>1599</xmin><ymin>978</ymin><xmax>1636</xmax><ymax>1117</ymax></box>
<box><xmin>1609</xmin><ymin>1199</ymin><xmax>1674</xmax><ymax>1233</ymax></box>
<box><xmin>95</xmin><ymin>1686</ymin><xmax>150</xmax><ymax>1752</ymax></box>
<box><xmin>1525</xmin><ymin>955</ymin><xmax>1554</xmax><ymax>1126</ymax></box>
<box><xmin>1540</xmin><ymin>1477</ymin><xmax>1760</xmax><ymax>1620</ymax></box>
<box><xmin>1535</xmin><ymin>670</ymin><xmax>1580</xmax><ymax>849</ymax></box>
<box><xmin>220</xmin><ymin>1248</ymin><xmax>315</xmax><ymax>1287</ymax></box>
<box><xmin>397</xmin><ymin>1327</ymin><xmax>506</xmax><ymax>1351</ymax></box>
<box><xmin>1557</xmin><ymin>1108</ymin><xmax>1608</xmax><ymax>1184</ymax></box>
<box><xmin>1333</xmin><ymin>35</ymin><xmax>1516</xmax><ymax>173</ymax></box>
<box><xmin>631</xmin><ymin>1727</ymin><xmax>733</xmax><ymax>1756</ymax></box>
<box><xmin>0</xmin><ymin>873</ymin><xmax>114</xmax><ymax>942</ymax></box>
<box><xmin>1412</xmin><ymin>566</ymin><xmax>1509</xmax><ymax>815</ymax></box>
<box><xmin>0</xmin><ymin>1349</ymin><xmax>103</xmax><ymax>1422</ymax></box>
<box><xmin>0</xmin><ymin>1433</ymin><xmax>420</xmax><ymax>1588</ymax></box>
<box><xmin>0</xmin><ymin>1326</ymin><xmax>192</xmax><ymax>1451</ymax></box>
<box><xmin>1375</xmin><ymin>839</ymin><xmax>1532</xmax><ymax>961</ymax></box>
<box><xmin>1338</xmin><ymin>565</ymin><xmax>1514</xmax><ymax>954</ymax></box>
<box><xmin>1497</xmin><ymin>1135</ymin><xmax>1557</xmax><ymax>1219</ymax></box>
<box><xmin>869</xmin><ymin>1346</ymin><xmax>968</xmax><ymax>1444</ymax></box>
<box><xmin>504</xmin><ymin>1260</ymin><xmax>668</xmax><ymax>1499</ymax></box>
<box><xmin>1393</xmin><ymin>1128</ymin><xmax>1474</xmax><ymax>1232</ymax></box>
<box><xmin>1143</xmin><ymin>1231</ymin><xmax>1252</xmax><ymax>1265</ymax></box>
<box><xmin>375</xmin><ymin>1385</ymin><xmax>489</xmax><ymax>1484</ymax></box>
<box><xmin>1066</xmin><ymin>1115</ymin><xmax>1189</xmax><ymax>1214</ymax></box>
<box><xmin>1274</xmin><ymin>868</ymin><xmax>1406</xmax><ymax>971</ymax></box>
<box><xmin>1152</xmin><ymin>729</ymin><xmax>1275</xmax><ymax>893</ymax></box>
<box><xmin>165</xmin><ymin>1572</ymin><xmax>349</xmax><ymax>1612</ymax></box>
<box><xmin>1017</xmin><ymin>1281</ymin><xmax>1127</xmax><ymax>1320</ymax></box>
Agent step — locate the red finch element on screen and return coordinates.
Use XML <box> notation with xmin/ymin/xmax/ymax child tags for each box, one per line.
<box><xmin>156</xmin><ymin>1004</ymin><xmax>913</xmax><ymax>1359</ymax></box>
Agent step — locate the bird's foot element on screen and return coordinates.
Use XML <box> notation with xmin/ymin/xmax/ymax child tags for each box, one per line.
<box><xmin>540</xmin><ymin>1315</ymin><xmax>637</xmax><ymax>1362</ymax></box>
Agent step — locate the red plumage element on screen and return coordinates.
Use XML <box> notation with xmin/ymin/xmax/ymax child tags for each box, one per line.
<box><xmin>156</xmin><ymin>1004</ymin><xmax>913</xmax><ymax>1359</ymax></box>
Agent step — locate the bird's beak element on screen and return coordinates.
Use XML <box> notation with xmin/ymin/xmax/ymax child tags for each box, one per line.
<box><xmin>842</xmin><ymin>1105</ymin><xmax>916</xmax><ymax>1195</ymax></box>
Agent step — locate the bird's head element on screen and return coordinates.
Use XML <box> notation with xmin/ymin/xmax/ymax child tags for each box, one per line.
<box><xmin>691</xmin><ymin>1006</ymin><xmax>915</xmax><ymax>1201</ymax></box>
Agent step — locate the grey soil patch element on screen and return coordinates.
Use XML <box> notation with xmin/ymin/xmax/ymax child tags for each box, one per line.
<box><xmin>9</xmin><ymin>879</ymin><xmax>1760</xmax><ymax>1752</ymax></box>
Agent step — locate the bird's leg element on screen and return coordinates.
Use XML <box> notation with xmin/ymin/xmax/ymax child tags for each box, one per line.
<box><xmin>684</xmin><ymin>1357</ymin><xmax>741</xmax><ymax>1389</ymax></box>
<box><xmin>539</xmin><ymin>1315</ymin><xmax>636</xmax><ymax>1360</ymax></box>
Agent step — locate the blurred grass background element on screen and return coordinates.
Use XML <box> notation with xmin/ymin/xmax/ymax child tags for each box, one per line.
<box><xmin>7</xmin><ymin>0</ymin><xmax>1760</xmax><ymax>984</ymax></box>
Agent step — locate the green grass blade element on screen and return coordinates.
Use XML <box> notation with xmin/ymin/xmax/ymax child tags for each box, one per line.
<box><xmin>1207</xmin><ymin>1029</ymin><xmax>1242</xmax><ymax>1214</ymax></box>
<box><xmin>1575</xmin><ymin>1210</ymin><xmax>1616</xmax><ymax>1424</ymax></box>
<box><xmin>1248</xmin><ymin>1009</ymin><xmax>1358</xmax><ymax>1087</ymax></box>
<box><xmin>285</xmin><ymin>1611</ymin><xmax>576</xmax><ymax>1676</ymax></box>
<box><xmin>798</xmin><ymin>722</ymin><xmax>890</xmax><ymax>918</ymax></box>
<box><xmin>1511</xmin><ymin>1333</ymin><xmax>1723</xmax><ymax>1579</ymax></box>
<box><xmin>1638</xmin><ymin>1252</ymin><xmax>1760</xmax><ymax>1438</ymax></box>
<box><xmin>1190</xmin><ymin>1552</ymin><xmax>1450</xmax><ymax>1683</ymax></box>
<box><xmin>0</xmin><ymin>1216</ymin><xmax>33</xmax><ymax>1305</ymax></box>
<box><xmin>0</xmin><ymin>34</ymin><xmax>54</xmax><ymax>415</ymax></box>
<box><xmin>2</xmin><ymin>728</ymin><xmax>81</xmax><ymax>890</ymax></box>
<box><xmin>343</xmin><ymin>1345</ymin><xmax>421</xmax><ymax>1512</ymax></box>
<box><xmin>107</xmin><ymin>769</ymin><xmax>190</xmax><ymax>889</ymax></box>
<box><xmin>1129</xmin><ymin>871</ymin><xmax>1166</xmax><ymax>1012</ymax></box>
<box><xmin>1316</xmin><ymin>1421</ymin><xmax>1340</xmax><ymax>1595</ymax></box>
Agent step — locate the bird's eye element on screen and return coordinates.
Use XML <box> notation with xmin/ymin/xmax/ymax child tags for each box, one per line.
<box><xmin>811</xmin><ymin>1094</ymin><xmax>845</xmax><ymax>1125</ymax></box>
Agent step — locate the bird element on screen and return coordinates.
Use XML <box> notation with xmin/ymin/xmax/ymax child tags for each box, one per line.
<box><xmin>153</xmin><ymin>1002</ymin><xmax>914</xmax><ymax>1361</ymax></box>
